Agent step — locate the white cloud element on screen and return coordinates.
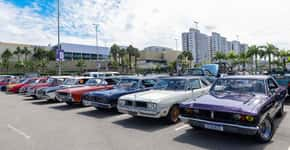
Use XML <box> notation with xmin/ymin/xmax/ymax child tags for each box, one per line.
<box><xmin>0</xmin><ymin>0</ymin><xmax>290</xmax><ymax>49</ymax></box>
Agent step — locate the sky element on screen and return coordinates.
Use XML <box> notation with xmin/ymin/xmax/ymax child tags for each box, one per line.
<box><xmin>0</xmin><ymin>0</ymin><xmax>290</xmax><ymax>50</ymax></box>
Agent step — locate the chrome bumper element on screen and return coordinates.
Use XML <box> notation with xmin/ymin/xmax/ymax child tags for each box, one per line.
<box><xmin>179</xmin><ymin>116</ymin><xmax>259</xmax><ymax>135</ymax></box>
<box><xmin>117</xmin><ymin>106</ymin><xmax>162</xmax><ymax>118</ymax></box>
<box><xmin>82</xmin><ymin>100</ymin><xmax>113</xmax><ymax>108</ymax></box>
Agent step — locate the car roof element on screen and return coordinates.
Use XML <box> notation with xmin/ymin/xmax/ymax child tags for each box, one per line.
<box><xmin>222</xmin><ymin>75</ymin><xmax>271</xmax><ymax>80</ymax></box>
<box><xmin>162</xmin><ymin>76</ymin><xmax>204</xmax><ymax>80</ymax></box>
<box><xmin>119</xmin><ymin>76</ymin><xmax>158</xmax><ymax>80</ymax></box>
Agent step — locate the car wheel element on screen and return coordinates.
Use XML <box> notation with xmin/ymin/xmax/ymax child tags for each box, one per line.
<box><xmin>166</xmin><ymin>105</ymin><xmax>180</xmax><ymax>124</ymax></box>
<box><xmin>256</xmin><ymin>116</ymin><xmax>274</xmax><ymax>143</ymax></box>
<box><xmin>276</xmin><ymin>103</ymin><xmax>284</xmax><ymax>118</ymax></box>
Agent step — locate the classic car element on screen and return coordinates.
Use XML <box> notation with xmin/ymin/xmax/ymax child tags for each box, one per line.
<box><xmin>6</xmin><ymin>78</ymin><xmax>39</xmax><ymax>93</ymax></box>
<box><xmin>56</xmin><ymin>77</ymin><xmax>119</xmax><ymax>105</ymax></box>
<box><xmin>35</xmin><ymin>77</ymin><xmax>92</xmax><ymax>100</ymax></box>
<box><xmin>117</xmin><ymin>76</ymin><xmax>211</xmax><ymax>123</ymax></box>
<box><xmin>82</xmin><ymin>76</ymin><xmax>158</xmax><ymax>109</ymax></box>
<box><xmin>19</xmin><ymin>77</ymin><xmax>47</xmax><ymax>94</ymax></box>
<box><xmin>179</xmin><ymin>75</ymin><xmax>287</xmax><ymax>143</ymax></box>
<box><xmin>26</xmin><ymin>76</ymin><xmax>67</xmax><ymax>98</ymax></box>
<box><xmin>271</xmin><ymin>70</ymin><xmax>290</xmax><ymax>95</ymax></box>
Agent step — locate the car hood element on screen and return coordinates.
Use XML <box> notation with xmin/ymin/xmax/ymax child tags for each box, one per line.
<box><xmin>88</xmin><ymin>88</ymin><xmax>130</xmax><ymax>97</ymax></box>
<box><xmin>181</xmin><ymin>92</ymin><xmax>269</xmax><ymax>115</ymax></box>
<box><xmin>120</xmin><ymin>90</ymin><xmax>188</xmax><ymax>103</ymax></box>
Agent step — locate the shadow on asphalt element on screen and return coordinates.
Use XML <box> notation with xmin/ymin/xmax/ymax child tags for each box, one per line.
<box><xmin>78</xmin><ymin>109</ymin><xmax>120</xmax><ymax>119</ymax></box>
<box><xmin>174</xmin><ymin>112</ymin><xmax>287</xmax><ymax>150</ymax></box>
<box><xmin>23</xmin><ymin>98</ymin><xmax>37</xmax><ymax>101</ymax></box>
<box><xmin>49</xmin><ymin>104</ymin><xmax>85</xmax><ymax>111</ymax></box>
<box><xmin>31</xmin><ymin>100</ymin><xmax>58</xmax><ymax>105</ymax></box>
<box><xmin>113</xmin><ymin>117</ymin><xmax>171</xmax><ymax>132</ymax></box>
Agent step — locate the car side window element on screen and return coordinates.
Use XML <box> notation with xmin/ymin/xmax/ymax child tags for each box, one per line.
<box><xmin>268</xmin><ymin>79</ymin><xmax>278</xmax><ymax>93</ymax></box>
<box><xmin>141</xmin><ymin>79</ymin><xmax>157</xmax><ymax>88</ymax></box>
<box><xmin>204</xmin><ymin>70</ymin><xmax>213</xmax><ymax>76</ymax></box>
<box><xmin>190</xmin><ymin>79</ymin><xmax>201</xmax><ymax>90</ymax></box>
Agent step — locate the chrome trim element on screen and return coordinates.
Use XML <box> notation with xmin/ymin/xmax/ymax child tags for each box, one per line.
<box><xmin>179</xmin><ymin>116</ymin><xmax>259</xmax><ymax>131</ymax></box>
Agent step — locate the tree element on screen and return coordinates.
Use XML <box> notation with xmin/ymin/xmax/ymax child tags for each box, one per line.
<box><xmin>278</xmin><ymin>50</ymin><xmax>289</xmax><ymax>71</ymax></box>
<box><xmin>260</xmin><ymin>43</ymin><xmax>278</xmax><ymax>73</ymax></box>
<box><xmin>213</xmin><ymin>51</ymin><xmax>226</xmax><ymax>63</ymax></box>
<box><xmin>126</xmin><ymin>45</ymin><xmax>135</xmax><ymax>70</ymax></box>
<box><xmin>247</xmin><ymin>45</ymin><xmax>260</xmax><ymax>74</ymax></box>
<box><xmin>22</xmin><ymin>47</ymin><xmax>31</xmax><ymax>62</ymax></box>
<box><xmin>14</xmin><ymin>61</ymin><xmax>25</xmax><ymax>74</ymax></box>
<box><xmin>14</xmin><ymin>46</ymin><xmax>22</xmax><ymax>62</ymax></box>
<box><xmin>238</xmin><ymin>52</ymin><xmax>249</xmax><ymax>72</ymax></box>
<box><xmin>110</xmin><ymin>44</ymin><xmax>120</xmax><ymax>63</ymax></box>
<box><xmin>133</xmin><ymin>48</ymin><xmax>140</xmax><ymax>72</ymax></box>
<box><xmin>76</xmin><ymin>59</ymin><xmax>87</xmax><ymax>74</ymax></box>
<box><xmin>118</xmin><ymin>48</ymin><xmax>127</xmax><ymax>72</ymax></box>
<box><xmin>1</xmin><ymin>49</ymin><xmax>13</xmax><ymax>73</ymax></box>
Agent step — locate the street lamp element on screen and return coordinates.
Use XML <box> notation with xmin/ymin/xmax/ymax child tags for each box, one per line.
<box><xmin>57</xmin><ymin>0</ymin><xmax>62</xmax><ymax>75</ymax></box>
<box><xmin>93</xmin><ymin>24</ymin><xmax>100</xmax><ymax>70</ymax></box>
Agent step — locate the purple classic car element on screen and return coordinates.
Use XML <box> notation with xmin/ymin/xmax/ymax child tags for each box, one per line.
<box><xmin>179</xmin><ymin>75</ymin><xmax>287</xmax><ymax>143</ymax></box>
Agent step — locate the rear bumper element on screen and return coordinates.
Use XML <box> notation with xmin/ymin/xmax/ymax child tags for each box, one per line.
<box><xmin>179</xmin><ymin>116</ymin><xmax>259</xmax><ymax>135</ymax></box>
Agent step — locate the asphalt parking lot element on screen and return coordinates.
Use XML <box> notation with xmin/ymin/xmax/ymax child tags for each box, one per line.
<box><xmin>0</xmin><ymin>92</ymin><xmax>290</xmax><ymax>150</ymax></box>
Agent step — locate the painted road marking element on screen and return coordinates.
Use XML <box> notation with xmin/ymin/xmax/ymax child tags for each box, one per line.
<box><xmin>7</xmin><ymin>124</ymin><xmax>31</xmax><ymax>139</ymax></box>
<box><xmin>175</xmin><ymin>124</ymin><xmax>190</xmax><ymax>131</ymax></box>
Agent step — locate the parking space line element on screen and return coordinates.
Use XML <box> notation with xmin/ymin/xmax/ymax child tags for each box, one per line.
<box><xmin>7</xmin><ymin>124</ymin><xmax>31</xmax><ymax>139</ymax></box>
<box><xmin>175</xmin><ymin>124</ymin><xmax>190</xmax><ymax>131</ymax></box>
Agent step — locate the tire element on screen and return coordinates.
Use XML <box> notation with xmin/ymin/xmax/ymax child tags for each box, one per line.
<box><xmin>276</xmin><ymin>103</ymin><xmax>284</xmax><ymax>118</ymax></box>
<box><xmin>256</xmin><ymin>116</ymin><xmax>274</xmax><ymax>143</ymax></box>
<box><xmin>166</xmin><ymin>105</ymin><xmax>180</xmax><ymax>124</ymax></box>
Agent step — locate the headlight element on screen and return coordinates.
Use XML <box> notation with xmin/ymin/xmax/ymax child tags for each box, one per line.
<box><xmin>233</xmin><ymin>114</ymin><xmax>241</xmax><ymax>120</ymax></box>
<box><xmin>119</xmin><ymin>100</ymin><xmax>126</xmax><ymax>106</ymax></box>
<box><xmin>147</xmin><ymin>103</ymin><xmax>157</xmax><ymax>110</ymax></box>
<box><xmin>245</xmin><ymin>115</ymin><xmax>254</xmax><ymax>122</ymax></box>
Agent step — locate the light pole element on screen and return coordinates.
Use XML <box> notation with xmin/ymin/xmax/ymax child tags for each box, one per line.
<box><xmin>93</xmin><ymin>24</ymin><xmax>99</xmax><ymax>70</ymax></box>
<box><xmin>57</xmin><ymin>0</ymin><xmax>61</xmax><ymax>75</ymax></box>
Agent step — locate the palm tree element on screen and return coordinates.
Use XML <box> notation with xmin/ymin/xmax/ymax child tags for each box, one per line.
<box><xmin>247</xmin><ymin>45</ymin><xmax>260</xmax><ymax>74</ymax></box>
<box><xmin>226</xmin><ymin>50</ymin><xmax>238</xmax><ymax>70</ymax></box>
<box><xmin>238</xmin><ymin>52</ymin><xmax>249</xmax><ymax>72</ymax></box>
<box><xmin>133</xmin><ymin>48</ymin><xmax>140</xmax><ymax>72</ymax></box>
<box><xmin>260</xmin><ymin>43</ymin><xmax>278</xmax><ymax>73</ymax></box>
<box><xmin>126</xmin><ymin>45</ymin><xmax>135</xmax><ymax>70</ymax></box>
<box><xmin>214</xmin><ymin>51</ymin><xmax>226</xmax><ymax>63</ymax></box>
<box><xmin>1</xmin><ymin>49</ymin><xmax>13</xmax><ymax>73</ymax></box>
<box><xmin>184</xmin><ymin>51</ymin><xmax>193</xmax><ymax>68</ymax></box>
<box><xmin>118</xmin><ymin>48</ymin><xmax>127</xmax><ymax>72</ymax></box>
<box><xmin>278</xmin><ymin>50</ymin><xmax>290</xmax><ymax>71</ymax></box>
<box><xmin>110</xmin><ymin>44</ymin><xmax>120</xmax><ymax>63</ymax></box>
<box><xmin>14</xmin><ymin>46</ymin><xmax>22</xmax><ymax>62</ymax></box>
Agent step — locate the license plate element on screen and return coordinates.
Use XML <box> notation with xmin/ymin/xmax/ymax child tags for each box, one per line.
<box><xmin>204</xmin><ymin>124</ymin><xmax>224</xmax><ymax>131</ymax></box>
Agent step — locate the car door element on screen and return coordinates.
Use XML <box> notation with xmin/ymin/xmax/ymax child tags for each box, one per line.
<box><xmin>267</xmin><ymin>78</ymin><xmax>282</xmax><ymax>118</ymax></box>
<box><xmin>189</xmin><ymin>79</ymin><xmax>203</xmax><ymax>98</ymax></box>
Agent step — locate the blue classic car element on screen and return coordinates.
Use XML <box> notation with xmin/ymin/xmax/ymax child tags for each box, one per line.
<box><xmin>82</xmin><ymin>76</ymin><xmax>158</xmax><ymax>109</ymax></box>
<box><xmin>185</xmin><ymin>68</ymin><xmax>216</xmax><ymax>83</ymax></box>
<box><xmin>179</xmin><ymin>75</ymin><xmax>287</xmax><ymax>143</ymax></box>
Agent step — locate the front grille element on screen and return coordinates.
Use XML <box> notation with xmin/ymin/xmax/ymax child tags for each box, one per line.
<box><xmin>135</xmin><ymin>102</ymin><xmax>147</xmax><ymax>108</ymax></box>
<box><xmin>125</xmin><ymin>101</ymin><xmax>133</xmax><ymax>106</ymax></box>
<box><xmin>57</xmin><ymin>92</ymin><xmax>69</xmax><ymax>97</ymax></box>
<box><xmin>37</xmin><ymin>90</ymin><xmax>45</xmax><ymax>95</ymax></box>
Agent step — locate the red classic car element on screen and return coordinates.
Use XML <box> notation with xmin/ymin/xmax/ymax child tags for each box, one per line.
<box><xmin>19</xmin><ymin>77</ymin><xmax>48</xmax><ymax>94</ymax></box>
<box><xmin>56</xmin><ymin>78</ymin><xmax>119</xmax><ymax>105</ymax></box>
<box><xmin>7</xmin><ymin>78</ymin><xmax>39</xmax><ymax>93</ymax></box>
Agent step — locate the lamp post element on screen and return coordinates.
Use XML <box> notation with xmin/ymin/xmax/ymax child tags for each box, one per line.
<box><xmin>57</xmin><ymin>0</ymin><xmax>62</xmax><ymax>75</ymax></box>
<box><xmin>93</xmin><ymin>24</ymin><xmax>99</xmax><ymax>70</ymax></box>
<box><xmin>174</xmin><ymin>38</ymin><xmax>178</xmax><ymax>50</ymax></box>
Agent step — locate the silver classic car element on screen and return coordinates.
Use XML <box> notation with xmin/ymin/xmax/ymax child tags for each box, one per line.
<box><xmin>117</xmin><ymin>76</ymin><xmax>211</xmax><ymax>123</ymax></box>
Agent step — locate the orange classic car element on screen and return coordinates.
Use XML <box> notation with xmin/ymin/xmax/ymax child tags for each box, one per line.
<box><xmin>55</xmin><ymin>77</ymin><xmax>119</xmax><ymax>105</ymax></box>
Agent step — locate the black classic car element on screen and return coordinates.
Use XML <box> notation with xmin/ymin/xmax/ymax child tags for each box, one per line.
<box><xmin>179</xmin><ymin>75</ymin><xmax>287</xmax><ymax>143</ymax></box>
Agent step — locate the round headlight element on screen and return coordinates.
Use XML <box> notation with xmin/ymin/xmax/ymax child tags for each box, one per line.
<box><xmin>246</xmin><ymin>115</ymin><xmax>254</xmax><ymax>122</ymax></box>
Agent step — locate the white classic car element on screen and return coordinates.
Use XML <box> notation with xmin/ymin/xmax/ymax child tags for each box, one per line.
<box><xmin>117</xmin><ymin>76</ymin><xmax>211</xmax><ymax>123</ymax></box>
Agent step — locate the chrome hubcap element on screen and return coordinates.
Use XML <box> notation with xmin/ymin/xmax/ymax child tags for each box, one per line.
<box><xmin>259</xmin><ymin>119</ymin><xmax>272</xmax><ymax>140</ymax></box>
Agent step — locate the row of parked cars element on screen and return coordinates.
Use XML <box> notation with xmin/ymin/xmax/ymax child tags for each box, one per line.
<box><xmin>0</xmin><ymin>73</ymin><xmax>288</xmax><ymax>143</ymax></box>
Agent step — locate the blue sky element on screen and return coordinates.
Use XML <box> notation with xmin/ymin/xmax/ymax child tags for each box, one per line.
<box><xmin>1</xmin><ymin>0</ymin><xmax>290</xmax><ymax>49</ymax></box>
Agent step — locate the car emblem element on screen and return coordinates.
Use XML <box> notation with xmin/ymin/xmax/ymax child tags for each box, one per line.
<box><xmin>211</xmin><ymin>111</ymin><xmax>214</xmax><ymax>119</ymax></box>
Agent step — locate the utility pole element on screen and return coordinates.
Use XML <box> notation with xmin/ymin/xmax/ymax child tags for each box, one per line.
<box><xmin>93</xmin><ymin>24</ymin><xmax>99</xmax><ymax>70</ymax></box>
<box><xmin>174</xmin><ymin>38</ymin><xmax>178</xmax><ymax>50</ymax></box>
<box><xmin>57</xmin><ymin>0</ymin><xmax>61</xmax><ymax>75</ymax></box>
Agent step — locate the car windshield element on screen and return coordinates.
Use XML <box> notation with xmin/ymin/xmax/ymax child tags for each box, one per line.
<box><xmin>21</xmin><ymin>79</ymin><xmax>31</xmax><ymax>84</ymax></box>
<box><xmin>85</xmin><ymin>79</ymin><xmax>102</xmax><ymax>86</ymax></box>
<box><xmin>154</xmin><ymin>79</ymin><xmax>186</xmax><ymax>90</ymax></box>
<box><xmin>117</xmin><ymin>79</ymin><xmax>139</xmax><ymax>89</ymax></box>
<box><xmin>46</xmin><ymin>78</ymin><xmax>55</xmax><ymax>84</ymax></box>
<box><xmin>186</xmin><ymin>69</ymin><xmax>204</xmax><ymax>76</ymax></box>
<box><xmin>212</xmin><ymin>78</ymin><xmax>266</xmax><ymax>94</ymax></box>
<box><xmin>63</xmin><ymin>79</ymin><xmax>77</xmax><ymax>85</ymax></box>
